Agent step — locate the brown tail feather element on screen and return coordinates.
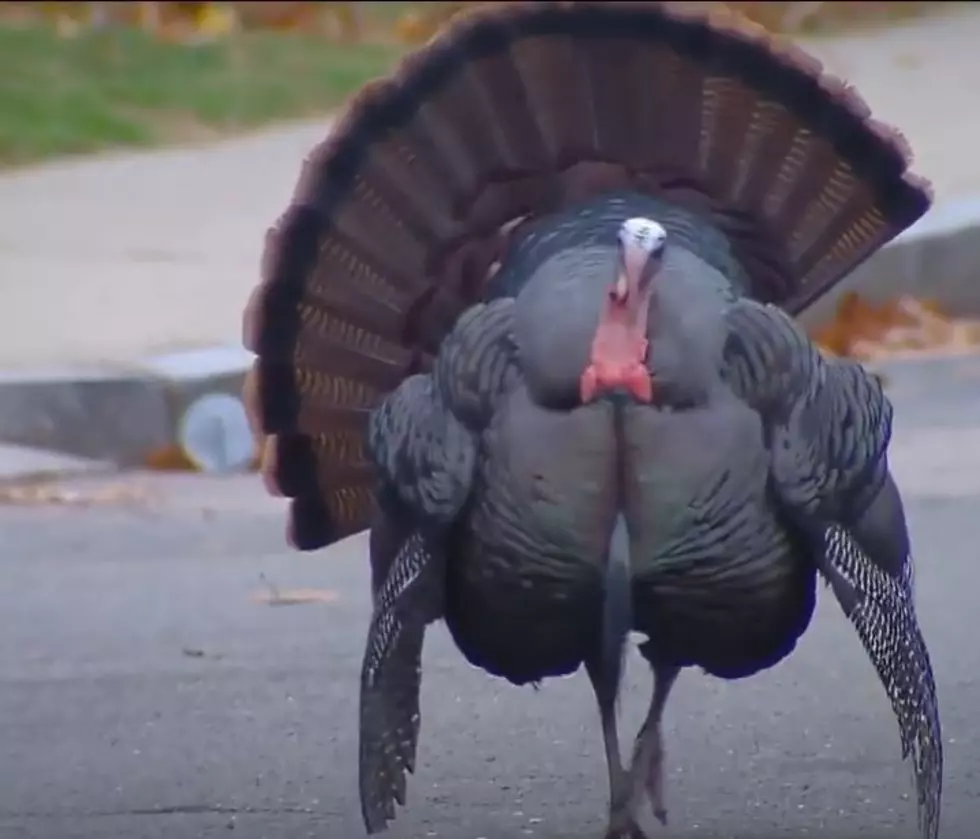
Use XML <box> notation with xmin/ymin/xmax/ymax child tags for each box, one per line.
<box><xmin>245</xmin><ymin>1</ymin><xmax>932</xmax><ymax>550</ymax></box>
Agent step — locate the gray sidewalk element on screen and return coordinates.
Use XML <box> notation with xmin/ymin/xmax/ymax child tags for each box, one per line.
<box><xmin>3</xmin><ymin>6</ymin><xmax>980</xmax><ymax>472</ymax></box>
<box><xmin>0</xmin><ymin>123</ymin><xmax>325</xmax><ymax>369</ymax></box>
<box><xmin>0</xmin><ymin>122</ymin><xmax>333</xmax><ymax>471</ymax></box>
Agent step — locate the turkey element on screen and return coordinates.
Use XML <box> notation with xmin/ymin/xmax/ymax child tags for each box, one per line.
<box><xmin>241</xmin><ymin>3</ymin><xmax>942</xmax><ymax>838</ymax></box>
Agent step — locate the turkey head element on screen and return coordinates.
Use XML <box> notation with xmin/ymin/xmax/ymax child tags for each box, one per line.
<box><xmin>581</xmin><ymin>217</ymin><xmax>667</xmax><ymax>405</ymax></box>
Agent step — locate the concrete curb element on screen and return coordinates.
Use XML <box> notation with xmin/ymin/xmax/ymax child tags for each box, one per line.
<box><xmin>798</xmin><ymin>194</ymin><xmax>980</xmax><ymax>328</ymax></box>
<box><xmin>0</xmin><ymin>345</ymin><xmax>254</xmax><ymax>472</ymax></box>
<box><xmin>0</xmin><ymin>444</ymin><xmax>116</xmax><ymax>484</ymax></box>
<box><xmin>1</xmin><ymin>196</ymin><xmax>978</xmax><ymax>470</ymax></box>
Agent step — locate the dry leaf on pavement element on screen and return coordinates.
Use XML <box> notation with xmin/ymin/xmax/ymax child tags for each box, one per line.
<box><xmin>0</xmin><ymin>480</ymin><xmax>149</xmax><ymax>506</ymax></box>
<box><xmin>252</xmin><ymin>574</ymin><xmax>339</xmax><ymax>606</ymax></box>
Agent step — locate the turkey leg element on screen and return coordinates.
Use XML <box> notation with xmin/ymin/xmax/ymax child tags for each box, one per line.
<box><xmin>629</xmin><ymin>664</ymin><xmax>680</xmax><ymax>826</ymax></box>
<box><xmin>586</xmin><ymin>659</ymin><xmax>647</xmax><ymax>839</ymax></box>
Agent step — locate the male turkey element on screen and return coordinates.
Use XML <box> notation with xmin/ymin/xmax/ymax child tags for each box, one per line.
<box><xmin>242</xmin><ymin>3</ymin><xmax>942</xmax><ymax>838</ymax></box>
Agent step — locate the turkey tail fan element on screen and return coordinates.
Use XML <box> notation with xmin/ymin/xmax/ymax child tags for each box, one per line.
<box><xmin>243</xmin><ymin>1</ymin><xmax>933</xmax><ymax>551</ymax></box>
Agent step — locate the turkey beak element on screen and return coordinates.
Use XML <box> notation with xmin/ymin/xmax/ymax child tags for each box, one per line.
<box><xmin>579</xmin><ymin>243</ymin><xmax>657</xmax><ymax>405</ymax></box>
<box><xmin>620</xmin><ymin>240</ymin><xmax>660</xmax><ymax>300</ymax></box>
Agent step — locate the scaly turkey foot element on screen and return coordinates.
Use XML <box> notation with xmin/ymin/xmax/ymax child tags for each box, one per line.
<box><xmin>586</xmin><ymin>657</ymin><xmax>648</xmax><ymax>839</ymax></box>
<box><xmin>604</xmin><ymin>784</ymin><xmax>648</xmax><ymax>839</ymax></box>
<box><xmin>630</xmin><ymin>721</ymin><xmax>668</xmax><ymax>826</ymax></box>
<box><xmin>603</xmin><ymin>816</ymin><xmax>647</xmax><ymax>839</ymax></box>
<box><xmin>628</xmin><ymin>663</ymin><xmax>680</xmax><ymax>827</ymax></box>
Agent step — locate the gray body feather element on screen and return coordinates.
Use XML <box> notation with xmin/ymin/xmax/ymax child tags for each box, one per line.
<box><xmin>365</xmin><ymin>198</ymin><xmax>803</xmax><ymax>690</ymax></box>
<box><xmin>722</xmin><ymin>300</ymin><xmax>942</xmax><ymax>839</ymax></box>
<box><xmin>360</xmin><ymin>194</ymin><xmax>941</xmax><ymax>839</ymax></box>
<box><xmin>368</xmin><ymin>375</ymin><xmax>475</xmax><ymax>524</ymax></box>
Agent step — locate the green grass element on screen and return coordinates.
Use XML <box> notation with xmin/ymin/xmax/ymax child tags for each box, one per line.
<box><xmin>0</xmin><ymin>22</ymin><xmax>404</xmax><ymax>167</ymax></box>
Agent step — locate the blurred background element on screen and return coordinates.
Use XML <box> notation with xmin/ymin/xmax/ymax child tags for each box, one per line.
<box><xmin>0</xmin><ymin>2</ymin><xmax>964</xmax><ymax>169</ymax></box>
<box><xmin>0</xmin><ymin>1</ymin><xmax>964</xmax><ymax>163</ymax></box>
<box><xmin>1</xmin><ymin>1</ymin><xmax>979</xmax><ymax>476</ymax></box>
<box><xmin>2</xmin><ymin>10</ymin><xmax>980</xmax><ymax>838</ymax></box>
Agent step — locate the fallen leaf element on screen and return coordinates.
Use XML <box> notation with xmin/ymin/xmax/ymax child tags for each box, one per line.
<box><xmin>144</xmin><ymin>442</ymin><xmax>260</xmax><ymax>473</ymax></box>
<box><xmin>813</xmin><ymin>291</ymin><xmax>980</xmax><ymax>362</ymax></box>
<box><xmin>193</xmin><ymin>2</ymin><xmax>238</xmax><ymax>39</ymax></box>
<box><xmin>182</xmin><ymin>646</ymin><xmax>224</xmax><ymax>659</ymax></box>
<box><xmin>145</xmin><ymin>444</ymin><xmax>200</xmax><ymax>472</ymax></box>
<box><xmin>0</xmin><ymin>480</ymin><xmax>149</xmax><ymax>506</ymax></box>
<box><xmin>251</xmin><ymin>587</ymin><xmax>340</xmax><ymax>606</ymax></box>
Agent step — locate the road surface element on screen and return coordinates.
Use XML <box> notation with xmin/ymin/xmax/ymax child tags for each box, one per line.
<box><xmin>1</xmin><ymin>355</ymin><xmax>980</xmax><ymax>839</ymax></box>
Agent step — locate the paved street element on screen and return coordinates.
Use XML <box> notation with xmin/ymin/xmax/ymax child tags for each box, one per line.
<box><xmin>2</xmin><ymin>354</ymin><xmax>980</xmax><ymax>839</ymax></box>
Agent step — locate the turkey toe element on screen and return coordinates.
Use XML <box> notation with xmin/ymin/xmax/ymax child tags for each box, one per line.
<box><xmin>604</xmin><ymin>812</ymin><xmax>648</xmax><ymax>839</ymax></box>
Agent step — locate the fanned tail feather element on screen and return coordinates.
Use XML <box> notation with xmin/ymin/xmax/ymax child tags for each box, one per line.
<box><xmin>243</xmin><ymin>1</ymin><xmax>933</xmax><ymax>550</ymax></box>
<box><xmin>820</xmin><ymin>523</ymin><xmax>942</xmax><ymax>839</ymax></box>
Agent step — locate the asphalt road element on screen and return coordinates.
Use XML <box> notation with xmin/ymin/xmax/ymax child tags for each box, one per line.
<box><xmin>2</xmin><ymin>355</ymin><xmax>980</xmax><ymax>839</ymax></box>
